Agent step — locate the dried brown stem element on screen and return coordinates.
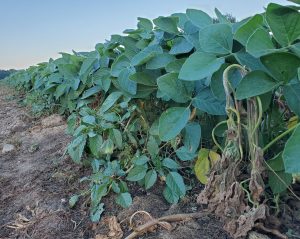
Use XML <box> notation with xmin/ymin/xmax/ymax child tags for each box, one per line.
<box><xmin>255</xmin><ymin>223</ymin><xmax>288</xmax><ymax>239</ymax></box>
<box><xmin>125</xmin><ymin>212</ymin><xmax>207</xmax><ymax>239</ymax></box>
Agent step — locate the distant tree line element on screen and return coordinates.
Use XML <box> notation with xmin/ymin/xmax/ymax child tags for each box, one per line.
<box><xmin>213</xmin><ymin>13</ymin><xmax>236</xmax><ymax>23</ymax></box>
<box><xmin>0</xmin><ymin>69</ymin><xmax>17</xmax><ymax>80</ymax></box>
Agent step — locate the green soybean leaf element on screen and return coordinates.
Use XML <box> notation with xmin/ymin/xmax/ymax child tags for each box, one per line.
<box><xmin>236</xmin><ymin>71</ymin><xmax>279</xmax><ymax>100</ymax></box>
<box><xmin>184</xmin><ymin>25</ymin><xmax>200</xmax><ymax>37</ymax></box>
<box><xmin>100</xmin><ymin>139</ymin><xmax>114</xmax><ymax>154</ymax></box>
<box><xmin>118</xmin><ymin>68</ymin><xmax>137</xmax><ymax>95</ymax></box>
<box><xmin>91</xmin><ymin>183</ymin><xmax>108</xmax><ymax>206</ymax></box>
<box><xmin>176</xmin><ymin>146</ymin><xmax>197</xmax><ymax>161</ymax></box>
<box><xmin>163</xmin><ymin>186</ymin><xmax>179</xmax><ymax>203</ymax></box>
<box><xmin>68</xmin><ymin>135</ymin><xmax>86</xmax><ymax>163</ymax></box>
<box><xmin>149</xmin><ymin>120</ymin><xmax>159</xmax><ymax>136</ymax></box>
<box><xmin>283</xmin><ymin>83</ymin><xmax>300</xmax><ymax>116</ymax></box>
<box><xmin>116</xmin><ymin>192</ymin><xmax>132</xmax><ymax>208</ymax></box>
<box><xmin>99</xmin><ymin>92</ymin><xmax>123</xmax><ymax>114</ymax></box>
<box><xmin>234</xmin><ymin>14</ymin><xmax>263</xmax><ymax>45</ymax></box>
<box><xmin>112</xmin><ymin>129</ymin><xmax>123</xmax><ymax>149</ymax></box>
<box><xmin>93</xmin><ymin>68</ymin><xmax>111</xmax><ymax>92</ymax></box>
<box><xmin>90</xmin><ymin>203</ymin><xmax>104</xmax><ymax>222</ymax></box>
<box><xmin>111</xmin><ymin>181</ymin><xmax>120</xmax><ymax>194</ymax></box>
<box><xmin>267</xmin><ymin>152</ymin><xmax>293</xmax><ymax>194</ymax></box>
<box><xmin>283</xmin><ymin>124</ymin><xmax>300</xmax><ymax>173</ymax></box>
<box><xmin>157</xmin><ymin>73</ymin><xmax>192</xmax><ymax>103</ymax></box>
<box><xmin>183</xmin><ymin>122</ymin><xmax>201</xmax><ymax>153</ymax></box>
<box><xmin>166</xmin><ymin>58</ymin><xmax>186</xmax><ymax>73</ymax></box>
<box><xmin>199</xmin><ymin>23</ymin><xmax>233</xmax><ymax>55</ymax></box>
<box><xmin>261</xmin><ymin>52</ymin><xmax>300</xmax><ymax>83</ymax></box>
<box><xmin>210</xmin><ymin>64</ymin><xmax>229</xmax><ymax>101</ymax></box>
<box><xmin>58</xmin><ymin>64</ymin><xmax>78</xmax><ymax>79</ymax></box>
<box><xmin>172</xmin><ymin>13</ymin><xmax>189</xmax><ymax>29</ymax></box>
<box><xmin>269</xmin><ymin>171</ymin><xmax>293</xmax><ymax>194</ymax></box>
<box><xmin>82</xmin><ymin>115</ymin><xmax>96</xmax><ymax>125</ymax></box>
<box><xmin>162</xmin><ymin>158</ymin><xmax>180</xmax><ymax>169</ymax></box>
<box><xmin>266</xmin><ymin>3</ymin><xmax>300</xmax><ymax>47</ymax></box>
<box><xmin>111</xmin><ymin>55</ymin><xmax>131</xmax><ymax>77</ymax></box>
<box><xmin>146</xmin><ymin>53</ymin><xmax>175</xmax><ymax>69</ymax></box>
<box><xmin>79</xmin><ymin>56</ymin><xmax>97</xmax><ymax>77</ymax></box>
<box><xmin>131</xmin><ymin>45</ymin><xmax>163</xmax><ymax>66</ymax></box>
<box><xmin>234</xmin><ymin>50</ymin><xmax>267</xmax><ymax>71</ymax></box>
<box><xmin>73</xmin><ymin>125</ymin><xmax>87</xmax><ymax>137</ymax></box>
<box><xmin>67</xmin><ymin>113</ymin><xmax>77</xmax><ymax>134</ymax></box>
<box><xmin>165</xmin><ymin>172</ymin><xmax>186</xmax><ymax>198</ymax></box>
<box><xmin>144</xmin><ymin>170</ymin><xmax>157</xmax><ymax>189</ymax></box>
<box><xmin>159</xmin><ymin>107</ymin><xmax>191</xmax><ymax>141</ymax></box>
<box><xmin>130</xmin><ymin>72</ymin><xmax>157</xmax><ymax>86</ymax></box>
<box><xmin>119</xmin><ymin>180</ymin><xmax>129</xmax><ymax>193</ymax></box>
<box><xmin>69</xmin><ymin>195</ymin><xmax>79</xmax><ymax>208</ymax></box>
<box><xmin>192</xmin><ymin>87</ymin><xmax>226</xmax><ymax>115</ymax></box>
<box><xmin>102</xmin><ymin>112</ymin><xmax>119</xmax><ymax>122</ymax></box>
<box><xmin>135</xmin><ymin>39</ymin><xmax>149</xmax><ymax>49</ymax></box>
<box><xmin>89</xmin><ymin>135</ymin><xmax>103</xmax><ymax>157</ymax></box>
<box><xmin>134</xmin><ymin>85</ymin><xmax>156</xmax><ymax>98</ymax></box>
<box><xmin>81</xmin><ymin>85</ymin><xmax>102</xmax><ymax>99</ymax></box>
<box><xmin>169</xmin><ymin>37</ymin><xmax>193</xmax><ymax>55</ymax></box>
<box><xmin>54</xmin><ymin>84</ymin><xmax>67</xmax><ymax>99</ymax></box>
<box><xmin>186</xmin><ymin>9</ymin><xmax>212</xmax><ymax>29</ymax></box>
<box><xmin>133</xmin><ymin>155</ymin><xmax>149</xmax><ymax>166</ymax></box>
<box><xmin>147</xmin><ymin>136</ymin><xmax>159</xmax><ymax>158</ymax></box>
<box><xmin>137</xmin><ymin>17</ymin><xmax>153</xmax><ymax>31</ymax></box>
<box><xmin>179</xmin><ymin>52</ymin><xmax>224</xmax><ymax>81</ymax></box>
<box><xmin>268</xmin><ymin>152</ymin><xmax>285</xmax><ymax>171</ymax></box>
<box><xmin>246</xmin><ymin>28</ymin><xmax>276</xmax><ymax>57</ymax></box>
<box><xmin>153</xmin><ymin>16</ymin><xmax>179</xmax><ymax>34</ymax></box>
<box><xmin>126</xmin><ymin>165</ymin><xmax>148</xmax><ymax>181</ymax></box>
<box><xmin>260</xmin><ymin>92</ymin><xmax>273</xmax><ymax>112</ymax></box>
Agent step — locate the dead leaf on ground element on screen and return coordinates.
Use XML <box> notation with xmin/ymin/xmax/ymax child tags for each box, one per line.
<box><xmin>6</xmin><ymin>214</ymin><xmax>32</xmax><ymax>230</ymax></box>
<box><xmin>95</xmin><ymin>216</ymin><xmax>123</xmax><ymax>239</ymax></box>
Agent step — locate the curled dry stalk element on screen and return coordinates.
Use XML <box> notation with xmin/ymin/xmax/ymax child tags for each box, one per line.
<box><xmin>197</xmin><ymin>64</ymin><xmax>270</xmax><ymax>238</ymax></box>
<box><xmin>125</xmin><ymin>211</ymin><xmax>207</xmax><ymax>239</ymax></box>
<box><xmin>247</xmin><ymin>96</ymin><xmax>265</xmax><ymax>206</ymax></box>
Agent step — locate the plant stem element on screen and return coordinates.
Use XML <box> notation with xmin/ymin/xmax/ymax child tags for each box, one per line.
<box><xmin>251</xmin><ymin>96</ymin><xmax>262</xmax><ymax>137</ymax></box>
<box><xmin>263</xmin><ymin>123</ymin><xmax>299</xmax><ymax>152</ymax></box>
<box><xmin>212</xmin><ymin>120</ymin><xmax>226</xmax><ymax>152</ymax></box>
<box><xmin>222</xmin><ymin>64</ymin><xmax>247</xmax><ymax>110</ymax></box>
<box><xmin>223</xmin><ymin>64</ymin><xmax>247</xmax><ymax>160</ymax></box>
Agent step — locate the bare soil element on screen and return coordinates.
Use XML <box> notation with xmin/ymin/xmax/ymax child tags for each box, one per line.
<box><xmin>0</xmin><ymin>84</ymin><xmax>234</xmax><ymax>239</ymax></box>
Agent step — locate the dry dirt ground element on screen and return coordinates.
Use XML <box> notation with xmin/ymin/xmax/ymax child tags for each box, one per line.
<box><xmin>0</xmin><ymin>84</ymin><xmax>233</xmax><ymax>239</ymax></box>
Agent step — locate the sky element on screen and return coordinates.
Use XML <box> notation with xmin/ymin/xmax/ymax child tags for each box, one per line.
<box><xmin>0</xmin><ymin>0</ymin><xmax>289</xmax><ymax>70</ymax></box>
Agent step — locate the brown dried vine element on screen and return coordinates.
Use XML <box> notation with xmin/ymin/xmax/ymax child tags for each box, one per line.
<box><xmin>197</xmin><ymin>65</ymin><xmax>271</xmax><ymax>238</ymax></box>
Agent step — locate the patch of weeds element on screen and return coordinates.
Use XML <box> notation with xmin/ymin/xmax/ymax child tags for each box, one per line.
<box><xmin>24</xmin><ymin>92</ymin><xmax>56</xmax><ymax>117</ymax></box>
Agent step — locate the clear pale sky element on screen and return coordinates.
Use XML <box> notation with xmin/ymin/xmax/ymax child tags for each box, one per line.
<box><xmin>0</xmin><ymin>0</ymin><xmax>289</xmax><ymax>70</ymax></box>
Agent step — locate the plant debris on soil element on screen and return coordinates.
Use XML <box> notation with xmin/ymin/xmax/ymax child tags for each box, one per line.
<box><xmin>0</xmin><ymin>85</ymin><xmax>232</xmax><ymax>239</ymax></box>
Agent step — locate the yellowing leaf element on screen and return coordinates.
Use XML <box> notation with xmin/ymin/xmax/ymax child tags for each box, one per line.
<box><xmin>288</xmin><ymin>116</ymin><xmax>298</xmax><ymax>129</ymax></box>
<box><xmin>209</xmin><ymin>150</ymin><xmax>221</xmax><ymax>166</ymax></box>
<box><xmin>195</xmin><ymin>149</ymin><xmax>221</xmax><ymax>184</ymax></box>
<box><xmin>195</xmin><ymin>148</ymin><xmax>210</xmax><ymax>184</ymax></box>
